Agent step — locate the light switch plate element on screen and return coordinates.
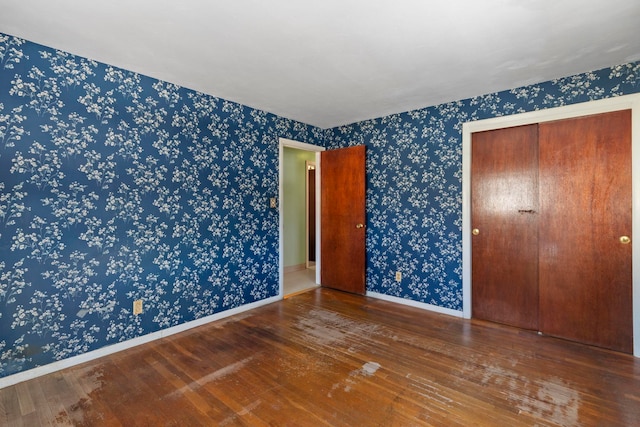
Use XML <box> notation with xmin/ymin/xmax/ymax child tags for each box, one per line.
<box><xmin>133</xmin><ymin>299</ymin><xmax>143</xmax><ymax>315</ymax></box>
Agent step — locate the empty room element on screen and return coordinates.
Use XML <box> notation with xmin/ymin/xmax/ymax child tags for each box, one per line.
<box><xmin>1</xmin><ymin>1</ymin><xmax>640</xmax><ymax>425</ymax></box>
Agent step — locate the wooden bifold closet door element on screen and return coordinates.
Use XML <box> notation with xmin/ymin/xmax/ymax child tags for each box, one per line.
<box><xmin>471</xmin><ymin>124</ymin><xmax>539</xmax><ymax>330</ymax></box>
<box><xmin>471</xmin><ymin>110</ymin><xmax>633</xmax><ymax>354</ymax></box>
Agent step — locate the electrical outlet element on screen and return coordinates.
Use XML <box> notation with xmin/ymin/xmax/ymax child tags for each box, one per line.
<box><xmin>269</xmin><ymin>197</ymin><xmax>277</xmax><ymax>208</ymax></box>
<box><xmin>395</xmin><ymin>271</ymin><xmax>402</xmax><ymax>282</ymax></box>
<box><xmin>133</xmin><ymin>299</ymin><xmax>143</xmax><ymax>315</ymax></box>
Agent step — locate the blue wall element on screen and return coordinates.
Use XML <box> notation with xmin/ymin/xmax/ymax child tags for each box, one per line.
<box><xmin>0</xmin><ymin>34</ymin><xmax>324</xmax><ymax>377</ymax></box>
<box><xmin>1</xmin><ymin>31</ymin><xmax>640</xmax><ymax>379</ymax></box>
<box><xmin>325</xmin><ymin>62</ymin><xmax>640</xmax><ymax>311</ymax></box>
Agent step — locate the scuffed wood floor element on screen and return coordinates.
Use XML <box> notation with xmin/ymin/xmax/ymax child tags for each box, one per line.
<box><xmin>1</xmin><ymin>288</ymin><xmax>639</xmax><ymax>426</ymax></box>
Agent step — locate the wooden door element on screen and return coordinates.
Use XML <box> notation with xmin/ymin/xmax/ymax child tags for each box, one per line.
<box><xmin>471</xmin><ymin>125</ymin><xmax>540</xmax><ymax>330</ymax></box>
<box><xmin>538</xmin><ymin>110</ymin><xmax>632</xmax><ymax>353</ymax></box>
<box><xmin>320</xmin><ymin>145</ymin><xmax>366</xmax><ymax>294</ymax></box>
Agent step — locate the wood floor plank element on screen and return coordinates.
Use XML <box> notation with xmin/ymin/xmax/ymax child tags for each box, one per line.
<box><xmin>0</xmin><ymin>288</ymin><xmax>639</xmax><ymax>426</ymax></box>
<box><xmin>14</xmin><ymin>381</ymin><xmax>35</xmax><ymax>416</ymax></box>
<box><xmin>38</xmin><ymin>372</ymin><xmax>76</xmax><ymax>426</ymax></box>
<box><xmin>26</xmin><ymin>379</ymin><xmax>58</xmax><ymax>426</ymax></box>
<box><xmin>0</xmin><ymin>385</ymin><xmax>20</xmax><ymax>426</ymax></box>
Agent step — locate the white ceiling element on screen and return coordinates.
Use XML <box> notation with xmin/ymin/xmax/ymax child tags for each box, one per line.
<box><xmin>1</xmin><ymin>0</ymin><xmax>639</xmax><ymax>128</ymax></box>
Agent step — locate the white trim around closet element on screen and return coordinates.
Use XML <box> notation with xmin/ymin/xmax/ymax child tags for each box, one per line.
<box><xmin>461</xmin><ymin>93</ymin><xmax>640</xmax><ymax>357</ymax></box>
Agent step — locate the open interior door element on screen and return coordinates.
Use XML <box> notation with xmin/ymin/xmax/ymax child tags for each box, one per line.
<box><xmin>320</xmin><ymin>145</ymin><xmax>366</xmax><ymax>295</ymax></box>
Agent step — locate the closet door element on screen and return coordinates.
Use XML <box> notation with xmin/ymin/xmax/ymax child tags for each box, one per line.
<box><xmin>538</xmin><ymin>110</ymin><xmax>632</xmax><ymax>353</ymax></box>
<box><xmin>471</xmin><ymin>124</ymin><xmax>539</xmax><ymax>330</ymax></box>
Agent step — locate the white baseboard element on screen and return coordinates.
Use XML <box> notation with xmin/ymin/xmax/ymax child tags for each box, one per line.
<box><xmin>366</xmin><ymin>291</ymin><xmax>464</xmax><ymax>318</ymax></box>
<box><xmin>0</xmin><ymin>295</ymin><xmax>281</xmax><ymax>389</ymax></box>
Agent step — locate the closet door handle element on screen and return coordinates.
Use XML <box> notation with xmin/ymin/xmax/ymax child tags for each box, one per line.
<box><xmin>620</xmin><ymin>236</ymin><xmax>631</xmax><ymax>244</ymax></box>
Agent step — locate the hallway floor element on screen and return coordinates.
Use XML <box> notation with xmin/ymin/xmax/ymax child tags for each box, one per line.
<box><xmin>284</xmin><ymin>267</ymin><xmax>318</xmax><ymax>297</ymax></box>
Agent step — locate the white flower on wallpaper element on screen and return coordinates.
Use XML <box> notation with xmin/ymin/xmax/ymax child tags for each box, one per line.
<box><xmin>79</xmin><ymin>150</ymin><xmax>117</xmax><ymax>189</ymax></box>
<box><xmin>41</xmin><ymin>113</ymin><xmax>98</xmax><ymax>158</ymax></box>
<box><xmin>79</xmin><ymin>217</ymin><xmax>117</xmax><ymax>252</ymax></box>
<box><xmin>0</xmin><ymin>259</ymin><xmax>29</xmax><ymax>306</ymax></box>
<box><xmin>0</xmin><ymin>104</ymin><xmax>28</xmax><ymax>151</ymax></box>
<box><xmin>104</xmin><ymin>66</ymin><xmax>142</xmax><ymax>100</ymax></box>
<box><xmin>10</xmin><ymin>66</ymin><xmax>64</xmax><ymax>117</ymax></box>
<box><xmin>609</xmin><ymin>62</ymin><xmax>640</xmax><ymax>88</ymax></box>
<box><xmin>0</xmin><ymin>182</ymin><xmax>29</xmax><ymax>227</ymax></box>
<box><xmin>548</xmin><ymin>72</ymin><xmax>604</xmax><ymax>105</ymax></box>
<box><xmin>40</xmin><ymin>49</ymin><xmax>96</xmax><ymax>89</ymax></box>
<box><xmin>0</xmin><ymin>35</ymin><xmax>28</xmax><ymax>70</ymax></box>
<box><xmin>11</xmin><ymin>142</ymin><xmax>65</xmax><ymax>190</ymax></box>
<box><xmin>78</xmin><ymin>82</ymin><xmax>117</xmax><ymax>123</ymax></box>
<box><xmin>42</xmin><ymin>183</ymin><xmax>99</xmax><ymax>228</ymax></box>
<box><xmin>0</xmin><ymin>33</ymin><xmax>320</xmax><ymax>377</ymax></box>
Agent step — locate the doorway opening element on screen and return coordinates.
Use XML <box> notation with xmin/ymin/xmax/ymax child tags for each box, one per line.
<box><xmin>279</xmin><ymin>138</ymin><xmax>324</xmax><ymax>297</ymax></box>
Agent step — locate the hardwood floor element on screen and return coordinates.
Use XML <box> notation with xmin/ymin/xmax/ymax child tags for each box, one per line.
<box><xmin>1</xmin><ymin>288</ymin><xmax>639</xmax><ymax>426</ymax></box>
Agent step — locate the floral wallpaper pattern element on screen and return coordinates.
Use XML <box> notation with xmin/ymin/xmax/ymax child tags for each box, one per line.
<box><xmin>1</xmin><ymin>30</ymin><xmax>639</xmax><ymax>379</ymax></box>
<box><xmin>325</xmin><ymin>61</ymin><xmax>640</xmax><ymax>310</ymax></box>
<box><xmin>0</xmin><ymin>33</ymin><xmax>324</xmax><ymax>378</ymax></box>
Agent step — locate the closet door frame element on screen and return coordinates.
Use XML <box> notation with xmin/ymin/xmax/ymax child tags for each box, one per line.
<box><xmin>462</xmin><ymin>93</ymin><xmax>640</xmax><ymax>357</ymax></box>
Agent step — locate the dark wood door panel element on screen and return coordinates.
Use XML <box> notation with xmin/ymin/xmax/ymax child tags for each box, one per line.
<box><xmin>538</xmin><ymin>110</ymin><xmax>633</xmax><ymax>353</ymax></box>
<box><xmin>471</xmin><ymin>124</ymin><xmax>539</xmax><ymax>330</ymax></box>
<box><xmin>308</xmin><ymin>168</ymin><xmax>316</xmax><ymax>262</ymax></box>
<box><xmin>320</xmin><ymin>145</ymin><xmax>366</xmax><ymax>295</ymax></box>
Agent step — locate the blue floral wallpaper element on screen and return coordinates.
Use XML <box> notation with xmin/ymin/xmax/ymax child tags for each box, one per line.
<box><xmin>1</xmin><ymin>30</ymin><xmax>640</xmax><ymax>380</ymax></box>
<box><xmin>0</xmin><ymin>33</ymin><xmax>324</xmax><ymax>378</ymax></box>
<box><xmin>325</xmin><ymin>61</ymin><xmax>640</xmax><ymax>310</ymax></box>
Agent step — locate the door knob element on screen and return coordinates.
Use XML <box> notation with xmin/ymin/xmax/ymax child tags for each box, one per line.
<box><xmin>472</xmin><ymin>228</ymin><xmax>480</xmax><ymax>236</ymax></box>
<box><xmin>356</xmin><ymin>223</ymin><xmax>365</xmax><ymax>229</ymax></box>
<box><xmin>620</xmin><ymin>236</ymin><xmax>631</xmax><ymax>244</ymax></box>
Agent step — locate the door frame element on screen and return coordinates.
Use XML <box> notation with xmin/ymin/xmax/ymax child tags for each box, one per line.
<box><xmin>278</xmin><ymin>138</ymin><xmax>324</xmax><ymax>297</ymax></box>
<box><xmin>462</xmin><ymin>93</ymin><xmax>640</xmax><ymax>357</ymax></box>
